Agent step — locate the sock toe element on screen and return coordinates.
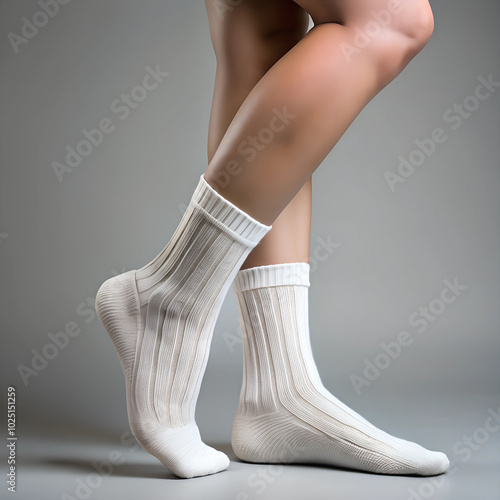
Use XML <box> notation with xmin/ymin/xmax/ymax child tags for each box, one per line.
<box><xmin>418</xmin><ymin>451</ymin><xmax>450</xmax><ymax>476</ymax></box>
<box><xmin>173</xmin><ymin>447</ymin><xmax>230</xmax><ymax>478</ymax></box>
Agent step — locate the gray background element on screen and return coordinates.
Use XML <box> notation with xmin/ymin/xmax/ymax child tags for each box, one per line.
<box><xmin>1</xmin><ymin>1</ymin><xmax>499</xmax><ymax>499</ymax></box>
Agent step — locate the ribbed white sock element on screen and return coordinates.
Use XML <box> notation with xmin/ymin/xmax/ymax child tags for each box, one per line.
<box><xmin>232</xmin><ymin>262</ymin><xmax>449</xmax><ymax>476</ymax></box>
<box><xmin>96</xmin><ymin>175</ymin><xmax>270</xmax><ymax>478</ymax></box>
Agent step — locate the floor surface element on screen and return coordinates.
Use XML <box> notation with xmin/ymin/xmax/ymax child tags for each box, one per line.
<box><xmin>5</xmin><ymin>408</ymin><xmax>500</xmax><ymax>500</ymax></box>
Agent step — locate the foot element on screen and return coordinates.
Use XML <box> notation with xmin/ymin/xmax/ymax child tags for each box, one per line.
<box><xmin>232</xmin><ymin>262</ymin><xmax>450</xmax><ymax>476</ymax></box>
<box><xmin>96</xmin><ymin>271</ymin><xmax>229</xmax><ymax>478</ymax></box>
<box><xmin>232</xmin><ymin>385</ymin><xmax>449</xmax><ymax>476</ymax></box>
<box><xmin>95</xmin><ymin>175</ymin><xmax>269</xmax><ymax>478</ymax></box>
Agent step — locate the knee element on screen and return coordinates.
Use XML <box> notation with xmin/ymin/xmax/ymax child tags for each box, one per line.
<box><xmin>347</xmin><ymin>0</ymin><xmax>434</xmax><ymax>85</ymax></box>
<box><xmin>395</xmin><ymin>0</ymin><xmax>435</xmax><ymax>55</ymax></box>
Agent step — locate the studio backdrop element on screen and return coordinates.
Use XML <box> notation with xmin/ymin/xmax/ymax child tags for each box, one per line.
<box><xmin>0</xmin><ymin>1</ymin><xmax>499</xmax><ymax>499</ymax></box>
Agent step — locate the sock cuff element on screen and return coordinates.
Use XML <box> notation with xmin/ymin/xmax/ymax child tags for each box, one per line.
<box><xmin>233</xmin><ymin>262</ymin><xmax>310</xmax><ymax>292</ymax></box>
<box><xmin>192</xmin><ymin>175</ymin><xmax>271</xmax><ymax>244</ymax></box>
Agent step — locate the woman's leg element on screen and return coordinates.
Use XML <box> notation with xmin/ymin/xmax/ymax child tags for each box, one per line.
<box><xmin>96</xmin><ymin>4</ymin><xmax>303</xmax><ymax>475</ymax></box>
<box><xmin>205</xmin><ymin>0</ymin><xmax>311</xmax><ymax>269</ymax></box>
<box><xmin>96</xmin><ymin>2</ymin><xmax>313</xmax><ymax>479</ymax></box>
<box><xmin>204</xmin><ymin>0</ymin><xmax>435</xmax><ymax>225</ymax></box>
<box><xmin>204</xmin><ymin>0</ymin><xmax>449</xmax><ymax>476</ymax></box>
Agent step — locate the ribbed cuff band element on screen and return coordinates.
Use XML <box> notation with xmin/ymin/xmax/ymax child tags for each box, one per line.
<box><xmin>192</xmin><ymin>175</ymin><xmax>271</xmax><ymax>245</ymax></box>
<box><xmin>233</xmin><ymin>263</ymin><xmax>310</xmax><ymax>292</ymax></box>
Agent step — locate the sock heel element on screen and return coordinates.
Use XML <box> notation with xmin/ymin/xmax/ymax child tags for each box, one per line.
<box><xmin>232</xmin><ymin>411</ymin><xmax>302</xmax><ymax>464</ymax></box>
<box><xmin>96</xmin><ymin>270</ymin><xmax>139</xmax><ymax>380</ymax></box>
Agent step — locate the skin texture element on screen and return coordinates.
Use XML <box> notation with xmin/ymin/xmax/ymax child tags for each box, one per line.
<box><xmin>204</xmin><ymin>0</ymin><xmax>434</xmax><ymax>228</ymax></box>
<box><xmin>205</xmin><ymin>0</ymin><xmax>311</xmax><ymax>268</ymax></box>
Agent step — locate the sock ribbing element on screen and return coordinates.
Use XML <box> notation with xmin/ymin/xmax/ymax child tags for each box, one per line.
<box><xmin>234</xmin><ymin>262</ymin><xmax>310</xmax><ymax>291</ymax></box>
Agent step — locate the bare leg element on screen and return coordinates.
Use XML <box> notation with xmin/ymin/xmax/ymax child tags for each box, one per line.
<box><xmin>205</xmin><ymin>0</ymin><xmax>311</xmax><ymax>268</ymax></box>
<box><xmin>204</xmin><ymin>0</ymin><xmax>435</xmax><ymax>225</ymax></box>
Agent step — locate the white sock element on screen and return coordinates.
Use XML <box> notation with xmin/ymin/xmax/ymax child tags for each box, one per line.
<box><xmin>96</xmin><ymin>175</ymin><xmax>270</xmax><ymax>478</ymax></box>
<box><xmin>232</xmin><ymin>262</ymin><xmax>449</xmax><ymax>476</ymax></box>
